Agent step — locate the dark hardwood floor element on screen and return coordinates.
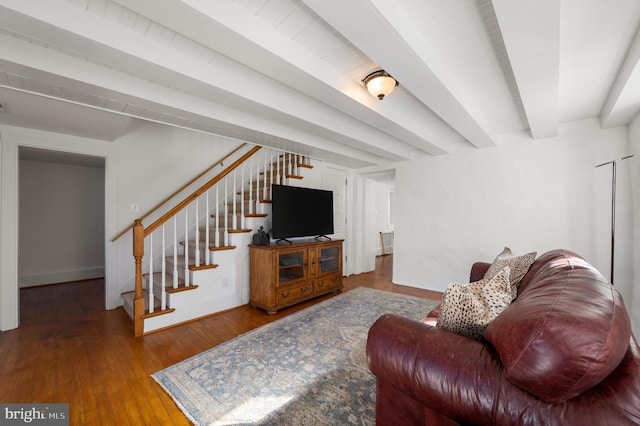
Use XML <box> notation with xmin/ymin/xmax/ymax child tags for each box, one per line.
<box><xmin>0</xmin><ymin>255</ymin><xmax>441</xmax><ymax>425</ymax></box>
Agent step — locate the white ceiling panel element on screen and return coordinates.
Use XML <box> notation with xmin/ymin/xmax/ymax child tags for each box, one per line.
<box><xmin>0</xmin><ymin>0</ymin><xmax>637</xmax><ymax>168</ymax></box>
<box><xmin>559</xmin><ymin>0</ymin><xmax>640</xmax><ymax>123</ymax></box>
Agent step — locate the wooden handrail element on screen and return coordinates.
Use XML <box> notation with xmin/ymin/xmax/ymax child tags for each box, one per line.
<box><xmin>144</xmin><ymin>145</ymin><xmax>262</xmax><ymax>236</ymax></box>
<box><xmin>111</xmin><ymin>143</ymin><xmax>248</xmax><ymax>242</ymax></box>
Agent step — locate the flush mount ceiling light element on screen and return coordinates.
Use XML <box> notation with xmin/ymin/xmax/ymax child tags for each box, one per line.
<box><xmin>362</xmin><ymin>70</ymin><xmax>398</xmax><ymax>100</ymax></box>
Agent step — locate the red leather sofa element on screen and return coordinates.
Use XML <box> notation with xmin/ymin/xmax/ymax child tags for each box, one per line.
<box><xmin>366</xmin><ymin>250</ymin><xmax>640</xmax><ymax>425</ymax></box>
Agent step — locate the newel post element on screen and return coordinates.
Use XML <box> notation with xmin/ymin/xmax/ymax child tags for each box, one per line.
<box><xmin>133</xmin><ymin>219</ymin><xmax>145</xmax><ymax>337</ymax></box>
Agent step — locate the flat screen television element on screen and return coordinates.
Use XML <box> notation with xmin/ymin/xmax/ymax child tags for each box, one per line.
<box><xmin>271</xmin><ymin>184</ymin><xmax>334</xmax><ymax>241</ymax></box>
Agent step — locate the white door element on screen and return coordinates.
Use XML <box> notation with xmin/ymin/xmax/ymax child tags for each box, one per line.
<box><xmin>323</xmin><ymin>166</ymin><xmax>347</xmax><ymax>268</ymax></box>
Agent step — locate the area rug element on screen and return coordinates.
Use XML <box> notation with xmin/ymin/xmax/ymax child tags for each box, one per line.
<box><xmin>152</xmin><ymin>287</ymin><xmax>439</xmax><ymax>425</ymax></box>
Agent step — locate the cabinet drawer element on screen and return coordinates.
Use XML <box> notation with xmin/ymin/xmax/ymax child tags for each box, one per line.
<box><xmin>276</xmin><ymin>282</ymin><xmax>314</xmax><ymax>305</ymax></box>
<box><xmin>315</xmin><ymin>275</ymin><xmax>343</xmax><ymax>293</ymax></box>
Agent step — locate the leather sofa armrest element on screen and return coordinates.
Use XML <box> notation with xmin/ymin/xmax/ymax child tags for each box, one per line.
<box><xmin>367</xmin><ymin>313</ymin><xmax>503</xmax><ymax>424</ymax></box>
<box><xmin>367</xmin><ymin>314</ymin><xmax>640</xmax><ymax>425</ymax></box>
<box><xmin>470</xmin><ymin>261</ymin><xmax>491</xmax><ymax>282</ymax></box>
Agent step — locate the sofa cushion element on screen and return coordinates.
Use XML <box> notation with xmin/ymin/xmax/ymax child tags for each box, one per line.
<box><xmin>484</xmin><ymin>250</ymin><xmax>632</xmax><ymax>403</ymax></box>
<box><xmin>436</xmin><ymin>267</ymin><xmax>512</xmax><ymax>340</ymax></box>
<box><xmin>484</xmin><ymin>247</ymin><xmax>536</xmax><ymax>300</ymax></box>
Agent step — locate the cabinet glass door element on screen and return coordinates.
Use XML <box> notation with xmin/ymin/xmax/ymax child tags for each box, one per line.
<box><xmin>319</xmin><ymin>246</ymin><xmax>340</xmax><ymax>274</ymax></box>
<box><xmin>277</xmin><ymin>250</ymin><xmax>306</xmax><ymax>285</ymax></box>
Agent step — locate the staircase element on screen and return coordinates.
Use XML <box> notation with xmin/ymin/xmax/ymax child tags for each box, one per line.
<box><xmin>121</xmin><ymin>146</ymin><xmax>313</xmax><ymax>336</ymax></box>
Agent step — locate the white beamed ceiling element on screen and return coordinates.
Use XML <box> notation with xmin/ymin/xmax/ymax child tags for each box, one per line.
<box><xmin>0</xmin><ymin>0</ymin><xmax>639</xmax><ymax>169</ymax></box>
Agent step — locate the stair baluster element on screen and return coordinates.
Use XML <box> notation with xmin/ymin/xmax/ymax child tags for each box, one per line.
<box><xmin>276</xmin><ymin>151</ymin><xmax>280</xmax><ymax>185</ymax></box>
<box><xmin>249</xmin><ymin>155</ymin><xmax>254</xmax><ymax>215</ymax></box>
<box><xmin>215</xmin><ymin>185</ymin><xmax>220</xmax><ymax>248</ymax></box>
<box><xmin>161</xmin><ymin>224</ymin><xmax>167</xmax><ymax>310</ymax></box>
<box><xmin>173</xmin><ymin>216</ymin><xmax>178</xmax><ymax>289</ymax></box>
<box><xmin>293</xmin><ymin>154</ymin><xmax>298</xmax><ymax>177</ymax></box>
<box><xmin>184</xmin><ymin>205</ymin><xmax>190</xmax><ymax>286</ymax></box>
<box><xmin>224</xmin><ymin>177</ymin><xmax>229</xmax><ymax>247</ymax></box>
<box><xmin>241</xmin><ymin>164</ymin><xmax>246</xmax><ymax>229</ymax></box>
<box><xmin>194</xmin><ymin>198</ymin><xmax>200</xmax><ymax>268</ymax></box>
<box><xmin>269</xmin><ymin>148</ymin><xmax>274</xmax><ymax>195</ymax></box>
<box><xmin>148</xmin><ymin>233</ymin><xmax>154</xmax><ymax>314</ymax></box>
<box><xmin>205</xmin><ymin>191</ymin><xmax>210</xmax><ymax>266</ymax></box>
<box><xmin>232</xmin><ymin>170</ymin><xmax>237</xmax><ymax>230</ymax></box>
<box><xmin>262</xmin><ymin>150</ymin><xmax>268</xmax><ymax>203</ymax></box>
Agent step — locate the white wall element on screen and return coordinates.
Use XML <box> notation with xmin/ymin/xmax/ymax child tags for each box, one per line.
<box><xmin>393</xmin><ymin>119</ymin><xmax>634</xmax><ymax>333</ymax></box>
<box><xmin>19</xmin><ymin>159</ymin><xmax>105</xmax><ymax>286</ymax></box>
<box><xmin>373</xmin><ymin>180</ymin><xmax>394</xmax><ymax>256</ymax></box>
<box><xmin>628</xmin><ymin>113</ymin><xmax>640</xmax><ymax>335</ymax></box>
<box><xmin>111</xmin><ymin>123</ymin><xmax>244</xmax><ymax>232</ymax></box>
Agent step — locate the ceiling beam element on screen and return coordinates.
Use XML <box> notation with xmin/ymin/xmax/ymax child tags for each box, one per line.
<box><xmin>601</xmin><ymin>28</ymin><xmax>640</xmax><ymax>127</ymax></box>
<box><xmin>117</xmin><ymin>0</ymin><xmax>459</xmax><ymax>155</ymax></box>
<box><xmin>0</xmin><ymin>35</ymin><xmax>385</xmax><ymax>168</ymax></box>
<box><xmin>0</xmin><ymin>0</ymin><xmax>415</xmax><ymax>164</ymax></box>
<box><xmin>492</xmin><ymin>0</ymin><xmax>560</xmax><ymax>139</ymax></box>
<box><xmin>303</xmin><ymin>0</ymin><xmax>497</xmax><ymax>149</ymax></box>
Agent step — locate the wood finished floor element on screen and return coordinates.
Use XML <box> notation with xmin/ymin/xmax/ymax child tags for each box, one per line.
<box><xmin>0</xmin><ymin>255</ymin><xmax>441</xmax><ymax>425</ymax></box>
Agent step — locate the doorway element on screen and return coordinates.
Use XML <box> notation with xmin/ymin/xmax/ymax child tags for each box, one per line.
<box><xmin>18</xmin><ymin>147</ymin><xmax>105</xmax><ymax>320</ymax></box>
<box><xmin>323</xmin><ymin>166</ymin><xmax>347</xmax><ymax>269</ymax></box>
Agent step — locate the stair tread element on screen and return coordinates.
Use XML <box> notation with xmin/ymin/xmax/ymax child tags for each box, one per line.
<box><xmin>210</xmin><ymin>245</ymin><xmax>236</xmax><ymax>251</ymax></box>
<box><xmin>141</xmin><ymin>307</ymin><xmax>176</xmax><ymax>319</ymax></box>
<box><xmin>180</xmin><ymin>240</ymin><xmax>243</xmax><ymax>251</ymax></box>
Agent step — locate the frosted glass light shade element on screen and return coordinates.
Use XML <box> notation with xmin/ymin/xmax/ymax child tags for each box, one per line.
<box><xmin>363</xmin><ymin>70</ymin><xmax>398</xmax><ymax>100</ymax></box>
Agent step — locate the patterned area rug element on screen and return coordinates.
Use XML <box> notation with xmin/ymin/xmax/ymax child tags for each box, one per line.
<box><xmin>152</xmin><ymin>287</ymin><xmax>439</xmax><ymax>425</ymax></box>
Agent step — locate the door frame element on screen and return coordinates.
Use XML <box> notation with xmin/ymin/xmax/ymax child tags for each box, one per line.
<box><xmin>0</xmin><ymin>127</ymin><xmax>112</xmax><ymax>331</ymax></box>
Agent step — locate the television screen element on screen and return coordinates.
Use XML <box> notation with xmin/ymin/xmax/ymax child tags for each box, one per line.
<box><xmin>271</xmin><ymin>184</ymin><xmax>334</xmax><ymax>240</ymax></box>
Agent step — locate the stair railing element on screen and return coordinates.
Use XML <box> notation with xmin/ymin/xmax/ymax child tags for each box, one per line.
<box><xmin>131</xmin><ymin>146</ymin><xmax>310</xmax><ymax>336</ymax></box>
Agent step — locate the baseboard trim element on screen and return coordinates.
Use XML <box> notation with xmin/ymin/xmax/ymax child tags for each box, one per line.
<box><xmin>19</xmin><ymin>267</ymin><xmax>105</xmax><ymax>288</ymax></box>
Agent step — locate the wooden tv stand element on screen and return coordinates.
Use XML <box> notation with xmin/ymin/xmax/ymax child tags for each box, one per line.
<box><xmin>249</xmin><ymin>239</ymin><xmax>344</xmax><ymax>314</ymax></box>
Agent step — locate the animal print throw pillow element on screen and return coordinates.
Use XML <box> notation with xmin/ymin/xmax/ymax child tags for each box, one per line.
<box><xmin>436</xmin><ymin>267</ymin><xmax>512</xmax><ymax>340</ymax></box>
<box><xmin>484</xmin><ymin>247</ymin><xmax>536</xmax><ymax>300</ymax></box>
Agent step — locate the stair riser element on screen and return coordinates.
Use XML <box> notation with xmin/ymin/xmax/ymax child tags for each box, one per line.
<box><xmin>206</xmin><ymin>217</ymin><xmax>246</xmax><ymax>229</ymax></box>
<box><xmin>143</xmin><ymin>276</ymin><xmax>199</xmax><ymax>310</ymax></box>
<box><xmin>226</xmin><ymin>202</ymin><xmax>260</xmax><ymax>213</ymax></box>
<box><xmin>189</xmin><ymin>234</ymin><xmax>235</xmax><ymax>250</ymax></box>
<box><xmin>240</xmin><ymin>187</ymin><xmax>272</xmax><ymax>200</ymax></box>
<box><xmin>164</xmin><ymin>260</ymin><xmax>192</xmax><ymax>281</ymax></box>
<box><xmin>194</xmin><ymin>229</ymin><xmax>226</xmax><ymax>242</ymax></box>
